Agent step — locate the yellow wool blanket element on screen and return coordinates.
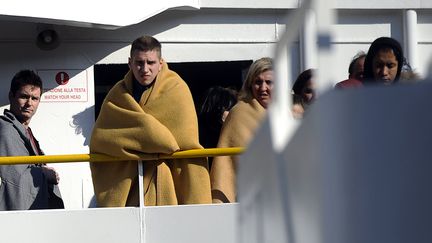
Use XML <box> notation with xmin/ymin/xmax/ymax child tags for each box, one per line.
<box><xmin>90</xmin><ymin>61</ymin><xmax>211</xmax><ymax>206</ymax></box>
<box><xmin>210</xmin><ymin>99</ymin><xmax>266</xmax><ymax>203</ymax></box>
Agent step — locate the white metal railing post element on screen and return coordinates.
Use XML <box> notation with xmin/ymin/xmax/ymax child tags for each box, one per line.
<box><xmin>404</xmin><ymin>9</ymin><xmax>418</xmax><ymax>71</ymax></box>
<box><xmin>269</xmin><ymin>0</ymin><xmax>311</xmax><ymax>152</ymax></box>
<box><xmin>312</xmin><ymin>0</ymin><xmax>337</xmax><ymax>96</ymax></box>
<box><xmin>138</xmin><ymin>160</ymin><xmax>145</xmax><ymax>243</ymax></box>
<box><xmin>300</xmin><ymin>8</ymin><xmax>317</xmax><ymax>71</ymax></box>
<box><xmin>268</xmin><ymin>0</ymin><xmax>336</xmax><ymax>241</ymax></box>
<box><xmin>269</xmin><ymin>0</ymin><xmax>336</xmax><ymax>152</ymax></box>
<box><xmin>138</xmin><ymin>160</ymin><xmax>145</xmax><ymax>207</ymax></box>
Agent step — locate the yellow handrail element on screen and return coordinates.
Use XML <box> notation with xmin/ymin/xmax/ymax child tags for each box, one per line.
<box><xmin>0</xmin><ymin>147</ymin><xmax>245</xmax><ymax>165</ymax></box>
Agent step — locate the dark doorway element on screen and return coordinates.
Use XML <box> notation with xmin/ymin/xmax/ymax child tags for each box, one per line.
<box><xmin>94</xmin><ymin>60</ymin><xmax>253</xmax><ymax>118</ymax></box>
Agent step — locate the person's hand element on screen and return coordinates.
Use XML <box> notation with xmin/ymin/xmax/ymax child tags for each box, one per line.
<box><xmin>41</xmin><ymin>166</ymin><xmax>60</xmax><ymax>185</ymax></box>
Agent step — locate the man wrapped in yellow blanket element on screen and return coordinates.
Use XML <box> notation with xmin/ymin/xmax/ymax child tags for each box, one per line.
<box><xmin>90</xmin><ymin>36</ymin><xmax>211</xmax><ymax>206</ymax></box>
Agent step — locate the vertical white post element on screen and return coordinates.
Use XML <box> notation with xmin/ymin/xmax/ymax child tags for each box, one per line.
<box><xmin>138</xmin><ymin>161</ymin><xmax>145</xmax><ymax>207</ymax></box>
<box><xmin>313</xmin><ymin>0</ymin><xmax>337</xmax><ymax>96</ymax></box>
<box><xmin>404</xmin><ymin>10</ymin><xmax>418</xmax><ymax>71</ymax></box>
<box><xmin>269</xmin><ymin>0</ymin><xmax>313</xmax><ymax>152</ymax></box>
<box><xmin>300</xmin><ymin>9</ymin><xmax>317</xmax><ymax>71</ymax></box>
<box><xmin>138</xmin><ymin>160</ymin><xmax>145</xmax><ymax>243</ymax></box>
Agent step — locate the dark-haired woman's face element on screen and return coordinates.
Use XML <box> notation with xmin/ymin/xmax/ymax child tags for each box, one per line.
<box><xmin>301</xmin><ymin>80</ymin><xmax>315</xmax><ymax>105</ymax></box>
<box><xmin>372</xmin><ymin>48</ymin><xmax>398</xmax><ymax>85</ymax></box>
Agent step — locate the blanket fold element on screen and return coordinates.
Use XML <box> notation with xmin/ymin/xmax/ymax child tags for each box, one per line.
<box><xmin>90</xmin><ymin>61</ymin><xmax>211</xmax><ymax>206</ymax></box>
<box><xmin>210</xmin><ymin>99</ymin><xmax>265</xmax><ymax>203</ymax></box>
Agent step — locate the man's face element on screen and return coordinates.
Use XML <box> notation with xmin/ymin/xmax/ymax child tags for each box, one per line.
<box><xmin>372</xmin><ymin>48</ymin><xmax>399</xmax><ymax>85</ymax></box>
<box><xmin>350</xmin><ymin>56</ymin><xmax>365</xmax><ymax>81</ymax></box>
<box><xmin>252</xmin><ymin>70</ymin><xmax>274</xmax><ymax>109</ymax></box>
<box><xmin>9</xmin><ymin>84</ymin><xmax>41</xmax><ymax>125</ymax></box>
<box><xmin>128</xmin><ymin>49</ymin><xmax>162</xmax><ymax>86</ymax></box>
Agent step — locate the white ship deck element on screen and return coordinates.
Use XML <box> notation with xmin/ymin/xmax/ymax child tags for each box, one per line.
<box><xmin>1</xmin><ymin>0</ymin><xmax>432</xmax><ymax>243</ymax></box>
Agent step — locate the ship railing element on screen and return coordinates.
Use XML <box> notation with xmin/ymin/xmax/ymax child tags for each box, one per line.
<box><xmin>0</xmin><ymin>147</ymin><xmax>244</xmax><ymax>165</ymax></box>
<box><xmin>0</xmin><ymin>147</ymin><xmax>244</xmax><ymax>208</ymax></box>
<box><xmin>0</xmin><ymin>147</ymin><xmax>244</xmax><ymax>243</ymax></box>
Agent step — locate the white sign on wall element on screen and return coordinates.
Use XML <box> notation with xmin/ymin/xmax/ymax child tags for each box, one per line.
<box><xmin>37</xmin><ymin>69</ymin><xmax>88</xmax><ymax>102</ymax></box>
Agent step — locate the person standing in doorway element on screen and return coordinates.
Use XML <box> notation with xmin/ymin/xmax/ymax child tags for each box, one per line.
<box><xmin>90</xmin><ymin>36</ymin><xmax>211</xmax><ymax>206</ymax></box>
<box><xmin>210</xmin><ymin>57</ymin><xmax>273</xmax><ymax>203</ymax></box>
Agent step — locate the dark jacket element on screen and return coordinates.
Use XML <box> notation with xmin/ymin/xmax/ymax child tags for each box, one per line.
<box><xmin>0</xmin><ymin>109</ymin><xmax>63</xmax><ymax>210</ymax></box>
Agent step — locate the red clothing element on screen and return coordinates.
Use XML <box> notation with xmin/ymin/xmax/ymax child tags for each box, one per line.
<box><xmin>335</xmin><ymin>78</ymin><xmax>363</xmax><ymax>89</ymax></box>
<box><xmin>26</xmin><ymin>127</ymin><xmax>42</xmax><ymax>155</ymax></box>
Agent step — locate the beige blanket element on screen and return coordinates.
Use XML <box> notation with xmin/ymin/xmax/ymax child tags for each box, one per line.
<box><xmin>90</xmin><ymin>61</ymin><xmax>211</xmax><ymax>206</ymax></box>
<box><xmin>210</xmin><ymin>98</ymin><xmax>266</xmax><ymax>203</ymax></box>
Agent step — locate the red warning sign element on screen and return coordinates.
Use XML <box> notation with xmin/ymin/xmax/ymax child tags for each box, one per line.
<box><xmin>55</xmin><ymin>71</ymin><xmax>70</xmax><ymax>85</ymax></box>
<box><xmin>38</xmin><ymin>69</ymin><xmax>88</xmax><ymax>103</ymax></box>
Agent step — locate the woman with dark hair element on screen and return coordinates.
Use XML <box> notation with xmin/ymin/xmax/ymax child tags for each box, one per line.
<box><xmin>292</xmin><ymin>68</ymin><xmax>315</xmax><ymax>106</ymax></box>
<box><xmin>291</xmin><ymin>68</ymin><xmax>315</xmax><ymax>119</ymax></box>
<box><xmin>363</xmin><ymin>37</ymin><xmax>404</xmax><ymax>85</ymax></box>
<box><xmin>198</xmin><ymin>86</ymin><xmax>238</xmax><ymax>150</ymax></box>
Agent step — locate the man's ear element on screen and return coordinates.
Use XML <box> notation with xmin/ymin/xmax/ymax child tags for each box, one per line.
<box><xmin>159</xmin><ymin>59</ymin><xmax>163</xmax><ymax>71</ymax></box>
<box><xmin>128</xmin><ymin>57</ymin><xmax>132</xmax><ymax>69</ymax></box>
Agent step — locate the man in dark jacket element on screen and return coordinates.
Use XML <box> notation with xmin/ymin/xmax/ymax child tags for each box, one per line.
<box><xmin>0</xmin><ymin>70</ymin><xmax>63</xmax><ymax>210</ymax></box>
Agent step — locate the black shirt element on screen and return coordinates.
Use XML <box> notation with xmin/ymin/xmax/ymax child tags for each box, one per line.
<box><xmin>132</xmin><ymin>78</ymin><xmax>155</xmax><ymax>103</ymax></box>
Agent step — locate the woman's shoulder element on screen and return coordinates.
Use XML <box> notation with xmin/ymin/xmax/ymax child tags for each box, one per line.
<box><xmin>230</xmin><ymin>100</ymin><xmax>251</xmax><ymax>112</ymax></box>
<box><xmin>230</xmin><ymin>99</ymin><xmax>263</xmax><ymax>116</ymax></box>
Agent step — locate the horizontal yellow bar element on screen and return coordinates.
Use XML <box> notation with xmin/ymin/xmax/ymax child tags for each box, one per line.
<box><xmin>159</xmin><ymin>147</ymin><xmax>245</xmax><ymax>159</ymax></box>
<box><xmin>0</xmin><ymin>147</ymin><xmax>245</xmax><ymax>165</ymax></box>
